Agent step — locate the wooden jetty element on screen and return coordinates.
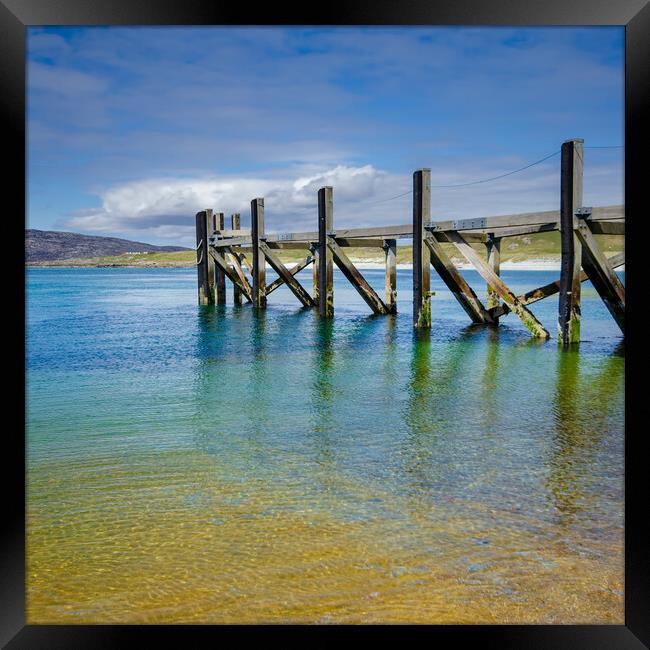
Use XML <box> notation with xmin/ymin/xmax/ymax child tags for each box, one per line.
<box><xmin>196</xmin><ymin>139</ymin><xmax>624</xmax><ymax>343</ymax></box>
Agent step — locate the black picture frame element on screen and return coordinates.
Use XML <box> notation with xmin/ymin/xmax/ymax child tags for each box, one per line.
<box><xmin>4</xmin><ymin>1</ymin><xmax>648</xmax><ymax>646</ymax></box>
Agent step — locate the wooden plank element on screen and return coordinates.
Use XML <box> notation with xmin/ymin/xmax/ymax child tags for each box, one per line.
<box><xmin>413</xmin><ymin>169</ymin><xmax>431</xmax><ymax>328</ymax></box>
<box><xmin>447</xmin><ymin>230</ymin><xmax>549</xmax><ymax>338</ymax></box>
<box><xmin>384</xmin><ymin>239</ymin><xmax>397</xmax><ymax>314</ymax></box>
<box><xmin>336</xmin><ymin>238</ymin><xmax>385</xmax><ymax>248</ymax></box>
<box><xmin>486</xmin><ymin>236</ymin><xmax>501</xmax><ymax>324</ymax></box>
<box><xmin>251</xmin><ymin>198</ymin><xmax>266</xmax><ymax>309</ymax></box>
<box><xmin>211</xmin><ymin>204</ymin><xmax>624</xmax><ymax>248</ymax></box>
<box><xmin>265</xmin><ymin>255</ymin><xmax>314</xmax><ymax>295</ymax></box>
<box><xmin>231</xmin><ymin>214</ymin><xmax>242</xmax><ymax>305</ymax></box>
<box><xmin>489</xmin><ymin>252</ymin><xmax>625</xmax><ymax>319</ymax></box>
<box><xmin>195</xmin><ymin>210</ymin><xmax>210</xmax><ymax>305</ymax></box>
<box><xmin>318</xmin><ymin>187</ymin><xmax>334</xmax><ymax>317</ymax></box>
<box><xmin>424</xmin><ymin>235</ymin><xmax>492</xmax><ymax>324</ymax></box>
<box><xmin>328</xmin><ymin>237</ymin><xmax>388</xmax><ymax>315</ymax></box>
<box><xmin>259</xmin><ymin>242</ymin><xmax>314</xmax><ymax>307</ymax></box>
<box><xmin>587</xmin><ymin>219</ymin><xmax>625</xmax><ymax>236</ymax></box>
<box><xmin>208</xmin><ymin>247</ymin><xmax>253</xmax><ymax>299</ymax></box>
<box><xmin>576</xmin><ymin>220</ymin><xmax>625</xmax><ymax>332</ymax></box>
<box><xmin>214</xmin><ymin>212</ymin><xmax>226</xmax><ymax>304</ymax></box>
<box><xmin>558</xmin><ymin>138</ymin><xmax>583</xmax><ymax>345</ymax></box>
<box><xmin>266</xmin><ymin>241</ymin><xmax>313</xmax><ymax>250</ymax></box>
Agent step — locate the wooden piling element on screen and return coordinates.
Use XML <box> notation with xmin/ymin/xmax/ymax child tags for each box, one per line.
<box><xmin>231</xmin><ymin>214</ymin><xmax>242</xmax><ymax>305</ymax></box>
<box><xmin>413</xmin><ymin>169</ymin><xmax>431</xmax><ymax>328</ymax></box>
<box><xmin>310</xmin><ymin>243</ymin><xmax>319</xmax><ymax>306</ymax></box>
<box><xmin>251</xmin><ymin>199</ymin><xmax>266</xmax><ymax>309</ymax></box>
<box><xmin>486</xmin><ymin>235</ymin><xmax>501</xmax><ymax>324</ymax></box>
<box><xmin>214</xmin><ymin>212</ymin><xmax>226</xmax><ymax>304</ymax></box>
<box><xmin>558</xmin><ymin>138</ymin><xmax>584</xmax><ymax>345</ymax></box>
<box><xmin>318</xmin><ymin>187</ymin><xmax>334</xmax><ymax>317</ymax></box>
<box><xmin>195</xmin><ymin>210</ymin><xmax>210</xmax><ymax>305</ymax></box>
<box><xmin>204</xmin><ymin>209</ymin><xmax>216</xmax><ymax>304</ymax></box>
<box><xmin>384</xmin><ymin>239</ymin><xmax>397</xmax><ymax>314</ymax></box>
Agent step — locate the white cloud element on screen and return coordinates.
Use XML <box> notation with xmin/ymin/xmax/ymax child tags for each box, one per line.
<box><xmin>61</xmin><ymin>157</ymin><xmax>622</xmax><ymax>246</ymax></box>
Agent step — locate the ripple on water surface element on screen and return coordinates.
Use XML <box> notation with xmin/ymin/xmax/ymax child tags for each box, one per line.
<box><xmin>26</xmin><ymin>268</ymin><xmax>624</xmax><ymax>623</ymax></box>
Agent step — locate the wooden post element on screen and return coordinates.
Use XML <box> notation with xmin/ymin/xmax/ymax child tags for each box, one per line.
<box><xmin>486</xmin><ymin>235</ymin><xmax>501</xmax><ymax>324</ymax></box>
<box><xmin>251</xmin><ymin>198</ymin><xmax>266</xmax><ymax>309</ymax></box>
<box><xmin>318</xmin><ymin>187</ymin><xmax>334</xmax><ymax>317</ymax></box>
<box><xmin>231</xmin><ymin>214</ymin><xmax>242</xmax><ymax>305</ymax></box>
<box><xmin>195</xmin><ymin>210</ymin><xmax>210</xmax><ymax>305</ymax></box>
<box><xmin>204</xmin><ymin>209</ymin><xmax>216</xmax><ymax>304</ymax></box>
<box><xmin>558</xmin><ymin>138</ymin><xmax>584</xmax><ymax>345</ymax></box>
<box><xmin>214</xmin><ymin>212</ymin><xmax>226</xmax><ymax>304</ymax></box>
<box><xmin>413</xmin><ymin>169</ymin><xmax>431</xmax><ymax>328</ymax></box>
<box><xmin>310</xmin><ymin>243</ymin><xmax>319</xmax><ymax>306</ymax></box>
<box><xmin>384</xmin><ymin>239</ymin><xmax>397</xmax><ymax>314</ymax></box>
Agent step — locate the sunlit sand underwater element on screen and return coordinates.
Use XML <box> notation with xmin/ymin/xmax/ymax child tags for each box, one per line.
<box><xmin>26</xmin><ymin>267</ymin><xmax>624</xmax><ymax>623</ymax></box>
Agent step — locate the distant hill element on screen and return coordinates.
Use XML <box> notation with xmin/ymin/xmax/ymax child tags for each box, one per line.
<box><xmin>26</xmin><ymin>229</ymin><xmax>189</xmax><ymax>262</ymax></box>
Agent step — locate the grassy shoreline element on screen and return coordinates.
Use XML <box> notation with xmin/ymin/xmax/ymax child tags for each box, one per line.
<box><xmin>27</xmin><ymin>232</ymin><xmax>623</xmax><ymax>269</ymax></box>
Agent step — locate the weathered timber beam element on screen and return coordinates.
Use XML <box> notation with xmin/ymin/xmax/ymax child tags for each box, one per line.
<box><xmin>576</xmin><ymin>220</ymin><xmax>625</xmax><ymax>333</ymax></box>
<box><xmin>327</xmin><ymin>237</ymin><xmax>389</xmax><ymax>315</ymax></box>
<box><xmin>208</xmin><ymin>248</ymin><xmax>253</xmax><ymax>301</ymax></box>
<box><xmin>413</xmin><ymin>169</ymin><xmax>432</xmax><ymax>328</ymax></box>
<box><xmin>486</xmin><ymin>236</ymin><xmax>501</xmax><ymax>324</ymax></box>
<box><xmin>424</xmin><ymin>235</ymin><xmax>492</xmax><ymax>324</ymax></box>
<box><xmin>384</xmin><ymin>239</ymin><xmax>397</xmax><ymax>314</ymax></box>
<box><xmin>431</xmin><ymin>231</ymin><xmax>488</xmax><ymax>243</ymax></box>
<box><xmin>205</xmin><ymin>209</ymin><xmax>217</xmax><ymax>304</ymax></box>
<box><xmin>311</xmin><ymin>243</ymin><xmax>319</xmax><ymax>305</ymax></box>
<box><xmin>265</xmin><ymin>255</ymin><xmax>314</xmax><ymax>295</ymax></box>
<box><xmin>196</xmin><ymin>210</ymin><xmax>211</xmax><ymax>305</ymax></box>
<box><xmin>587</xmin><ymin>220</ymin><xmax>625</xmax><ymax>236</ymax></box>
<box><xmin>336</xmin><ymin>238</ymin><xmax>386</xmax><ymax>248</ymax></box>
<box><xmin>266</xmin><ymin>241</ymin><xmax>313</xmax><ymax>250</ymax></box>
<box><xmin>223</xmin><ymin>244</ymin><xmax>253</xmax><ymax>303</ymax></box>
<box><xmin>214</xmin><ymin>228</ymin><xmax>252</xmax><ymax>238</ymax></box>
<box><xmin>558</xmin><ymin>138</ymin><xmax>583</xmax><ymax>345</ymax></box>
<box><xmin>211</xmin><ymin>204</ymin><xmax>624</xmax><ymax>248</ymax></box>
<box><xmin>259</xmin><ymin>243</ymin><xmax>313</xmax><ymax>307</ymax></box>
<box><xmin>446</xmin><ymin>230</ymin><xmax>549</xmax><ymax>339</ymax></box>
<box><xmin>318</xmin><ymin>187</ymin><xmax>334</xmax><ymax>317</ymax></box>
<box><xmin>488</xmin><ymin>252</ymin><xmax>625</xmax><ymax>320</ymax></box>
<box><xmin>251</xmin><ymin>198</ymin><xmax>266</xmax><ymax>308</ymax></box>
<box><xmin>230</xmin><ymin>214</ymin><xmax>242</xmax><ymax>305</ymax></box>
<box><xmin>214</xmin><ymin>213</ymin><xmax>226</xmax><ymax>304</ymax></box>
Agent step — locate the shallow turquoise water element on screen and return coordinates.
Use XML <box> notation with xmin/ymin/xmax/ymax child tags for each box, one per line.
<box><xmin>26</xmin><ymin>267</ymin><xmax>624</xmax><ymax>623</ymax></box>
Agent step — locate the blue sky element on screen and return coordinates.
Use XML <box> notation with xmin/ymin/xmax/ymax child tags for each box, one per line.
<box><xmin>27</xmin><ymin>26</ymin><xmax>624</xmax><ymax>245</ymax></box>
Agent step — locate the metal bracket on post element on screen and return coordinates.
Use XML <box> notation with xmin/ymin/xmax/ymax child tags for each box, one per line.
<box><xmin>575</xmin><ymin>207</ymin><xmax>592</xmax><ymax>220</ymax></box>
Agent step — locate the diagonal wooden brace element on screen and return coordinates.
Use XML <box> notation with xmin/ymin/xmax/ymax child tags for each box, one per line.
<box><xmin>446</xmin><ymin>230</ymin><xmax>549</xmax><ymax>338</ymax></box>
<box><xmin>575</xmin><ymin>220</ymin><xmax>625</xmax><ymax>332</ymax></box>
<box><xmin>488</xmin><ymin>252</ymin><xmax>625</xmax><ymax>320</ymax></box>
<box><xmin>327</xmin><ymin>237</ymin><xmax>389</xmax><ymax>315</ymax></box>
<box><xmin>425</xmin><ymin>234</ymin><xmax>493</xmax><ymax>324</ymax></box>
<box><xmin>259</xmin><ymin>241</ymin><xmax>314</xmax><ymax>307</ymax></box>
<box><xmin>265</xmin><ymin>255</ymin><xmax>314</xmax><ymax>296</ymax></box>
<box><xmin>223</xmin><ymin>246</ymin><xmax>253</xmax><ymax>303</ymax></box>
<box><xmin>208</xmin><ymin>247</ymin><xmax>252</xmax><ymax>302</ymax></box>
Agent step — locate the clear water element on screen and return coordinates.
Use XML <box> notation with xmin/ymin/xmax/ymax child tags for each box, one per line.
<box><xmin>26</xmin><ymin>267</ymin><xmax>624</xmax><ymax>623</ymax></box>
